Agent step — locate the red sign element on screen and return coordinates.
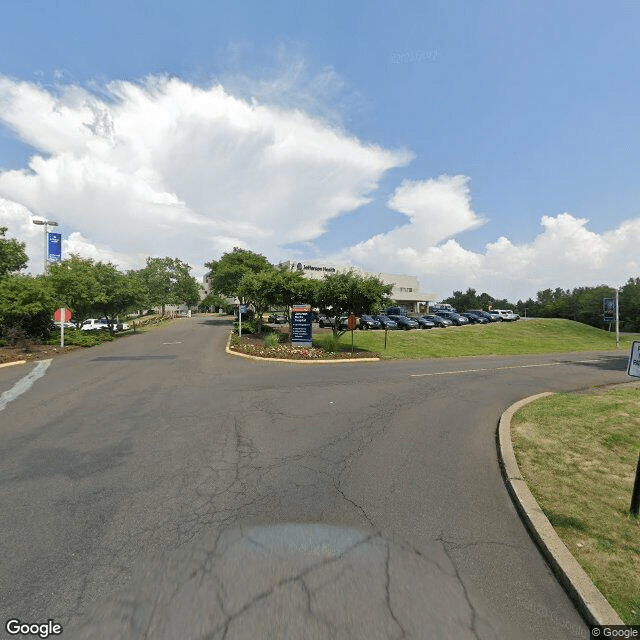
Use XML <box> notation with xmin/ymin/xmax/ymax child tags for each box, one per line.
<box><xmin>347</xmin><ymin>314</ymin><xmax>357</xmax><ymax>330</ymax></box>
<box><xmin>54</xmin><ymin>308</ymin><xmax>72</xmax><ymax>322</ymax></box>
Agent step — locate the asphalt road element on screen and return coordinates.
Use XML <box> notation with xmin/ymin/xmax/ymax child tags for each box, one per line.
<box><xmin>0</xmin><ymin>317</ymin><xmax>633</xmax><ymax>639</ymax></box>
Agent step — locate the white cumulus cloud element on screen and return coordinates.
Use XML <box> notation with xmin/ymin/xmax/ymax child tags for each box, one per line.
<box><xmin>0</xmin><ymin>74</ymin><xmax>413</xmax><ymax>276</ymax></box>
<box><xmin>333</xmin><ymin>176</ymin><xmax>640</xmax><ymax>301</ymax></box>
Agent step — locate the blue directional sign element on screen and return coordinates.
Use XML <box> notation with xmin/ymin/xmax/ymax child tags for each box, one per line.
<box><xmin>291</xmin><ymin>304</ymin><xmax>312</xmax><ymax>347</ymax></box>
<box><xmin>48</xmin><ymin>232</ymin><xmax>62</xmax><ymax>263</ymax></box>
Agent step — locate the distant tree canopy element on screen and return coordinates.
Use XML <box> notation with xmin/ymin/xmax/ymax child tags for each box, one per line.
<box><xmin>441</xmin><ymin>283</ymin><xmax>640</xmax><ymax>332</ymax></box>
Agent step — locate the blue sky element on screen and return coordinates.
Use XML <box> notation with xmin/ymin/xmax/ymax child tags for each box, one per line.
<box><xmin>1</xmin><ymin>1</ymin><xmax>639</xmax><ymax>300</ymax></box>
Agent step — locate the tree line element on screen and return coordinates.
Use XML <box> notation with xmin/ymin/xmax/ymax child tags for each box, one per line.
<box><xmin>204</xmin><ymin>248</ymin><xmax>394</xmax><ymax>336</ymax></box>
<box><xmin>441</xmin><ymin>281</ymin><xmax>640</xmax><ymax>331</ymax></box>
<box><xmin>0</xmin><ymin>226</ymin><xmax>201</xmax><ymax>344</ymax></box>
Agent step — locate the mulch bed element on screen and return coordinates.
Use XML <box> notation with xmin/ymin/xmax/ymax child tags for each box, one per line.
<box><xmin>0</xmin><ymin>343</ymin><xmax>81</xmax><ymax>364</ymax></box>
<box><xmin>230</xmin><ymin>332</ymin><xmax>378</xmax><ymax>360</ymax></box>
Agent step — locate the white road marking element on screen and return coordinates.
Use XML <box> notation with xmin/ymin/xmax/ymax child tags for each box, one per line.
<box><xmin>410</xmin><ymin>362</ymin><xmax>564</xmax><ymax>377</ymax></box>
<box><xmin>0</xmin><ymin>359</ymin><xmax>52</xmax><ymax>411</ymax></box>
<box><xmin>162</xmin><ymin>341</ymin><xmax>182</xmax><ymax>345</ymax></box>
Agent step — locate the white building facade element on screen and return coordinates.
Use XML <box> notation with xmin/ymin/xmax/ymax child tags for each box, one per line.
<box><xmin>278</xmin><ymin>260</ymin><xmax>436</xmax><ymax>313</ymax></box>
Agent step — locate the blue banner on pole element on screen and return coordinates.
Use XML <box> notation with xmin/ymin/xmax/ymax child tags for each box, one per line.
<box><xmin>48</xmin><ymin>232</ymin><xmax>62</xmax><ymax>262</ymax></box>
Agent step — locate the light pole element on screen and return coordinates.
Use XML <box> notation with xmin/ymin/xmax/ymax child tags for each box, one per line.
<box><xmin>32</xmin><ymin>219</ymin><xmax>58</xmax><ymax>273</ymax></box>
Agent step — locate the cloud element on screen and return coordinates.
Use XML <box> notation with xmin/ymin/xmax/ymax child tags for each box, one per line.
<box><xmin>333</xmin><ymin>177</ymin><xmax>640</xmax><ymax>301</ymax></box>
<box><xmin>0</xmin><ymin>74</ymin><xmax>413</xmax><ymax>276</ymax></box>
<box><xmin>1</xmin><ymin>72</ymin><xmax>639</xmax><ymax>301</ymax></box>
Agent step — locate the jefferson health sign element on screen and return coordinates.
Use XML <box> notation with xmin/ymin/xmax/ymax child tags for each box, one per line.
<box><xmin>48</xmin><ymin>232</ymin><xmax>62</xmax><ymax>263</ymax></box>
<box><xmin>291</xmin><ymin>304</ymin><xmax>312</xmax><ymax>347</ymax></box>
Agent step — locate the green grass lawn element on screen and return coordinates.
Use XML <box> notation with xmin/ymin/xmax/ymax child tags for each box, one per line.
<box><xmin>512</xmin><ymin>389</ymin><xmax>640</xmax><ymax>624</ymax></box>
<box><xmin>312</xmin><ymin>319</ymin><xmax>640</xmax><ymax>359</ymax></box>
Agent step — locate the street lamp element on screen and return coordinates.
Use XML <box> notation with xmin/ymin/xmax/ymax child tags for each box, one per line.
<box><xmin>32</xmin><ymin>218</ymin><xmax>58</xmax><ymax>272</ymax></box>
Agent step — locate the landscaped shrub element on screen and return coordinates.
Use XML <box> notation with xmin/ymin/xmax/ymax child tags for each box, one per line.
<box><xmin>46</xmin><ymin>329</ymin><xmax>114</xmax><ymax>346</ymax></box>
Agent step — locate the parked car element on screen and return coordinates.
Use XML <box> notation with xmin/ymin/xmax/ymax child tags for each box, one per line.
<box><xmin>434</xmin><ymin>311</ymin><xmax>469</xmax><ymax>326</ymax></box>
<box><xmin>430</xmin><ymin>303</ymin><xmax>457</xmax><ymax>314</ymax></box>
<box><xmin>359</xmin><ymin>314</ymin><xmax>381</xmax><ymax>330</ymax></box>
<box><xmin>373</xmin><ymin>314</ymin><xmax>398</xmax><ymax>329</ymax></box>
<box><xmin>419</xmin><ymin>314</ymin><xmax>451</xmax><ymax>327</ymax></box>
<box><xmin>462</xmin><ymin>312</ymin><xmax>489</xmax><ymax>324</ymax></box>
<box><xmin>414</xmin><ymin>316</ymin><xmax>436</xmax><ymax>329</ymax></box>
<box><xmin>81</xmin><ymin>318</ymin><xmax>129</xmax><ymax>332</ymax></box>
<box><xmin>466</xmin><ymin>310</ymin><xmax>499</xmax><ymax>322</ymax></box>
<box><xmin>267</xmin><ymin>313</ymin><xmax>288</xmax><ymax>324</ymax></box>
<box><xmin>494</xmin><ymin>309</ymin><xmax>519</xmax><ymax>321</ymax></box>
<box><xmin>318</xmin><ymin>315</ymin><xmax>335</xmax><ymax>328</ymax></box>
<box><xmin>81</xmin><ymin>318</ymin><xmax>110</xmax><ymax>331</ymax></box>
<box><xmin>384</xmin><ymin>306</ymin><xmax>408</xmax><ymax>316</ymax></box>
<box><xmin>388</xmin><ymin>315</ymin><xmax>419</xmax><ymax>330</ymax></box>
<box><xmin>54</xmin><ymin>320</ymin><xmax>76</xmax><ymax>330</ymax></box>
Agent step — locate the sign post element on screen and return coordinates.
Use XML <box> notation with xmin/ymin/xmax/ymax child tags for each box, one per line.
<box><xmin>347</xmin><ymin>314</ymin><xmax>357</xmax><ymax>353</ymax></box>
<box><xmin>238</xmin><ymin>304</ymin><xmax>247</xmax><ymax>338</ymax></box>
<box><xmin>54</xmin><ymin>307</ymin><xmax>72</xmax><ymax>347</ymax></box>
<box><xmin>626</xmin><ymin>341</ymin><xmax>640</xmax><ymax>515</ymax></box>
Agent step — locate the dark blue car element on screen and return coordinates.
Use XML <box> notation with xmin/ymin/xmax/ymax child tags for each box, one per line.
<box><xmin>373</xmin><ymin>314</ymin><xmax>398</xmax><ymax>329</ymax></box>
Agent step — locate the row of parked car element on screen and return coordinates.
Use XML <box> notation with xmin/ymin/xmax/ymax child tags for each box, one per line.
<box><xmin>54</xmin><ymin>318</ymin><xmax>130</xmax><ymax>332</ymax></box>
<box><xmin>314</xmin><ymin>307</ymin><xmax>520</xmax><ymax>330</ymax></box>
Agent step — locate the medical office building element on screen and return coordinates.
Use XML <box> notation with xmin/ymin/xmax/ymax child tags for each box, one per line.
<box><xmin>277</xmin><ymin>260</ymin><xmax>436</xmax><ymax>313</ymax></box>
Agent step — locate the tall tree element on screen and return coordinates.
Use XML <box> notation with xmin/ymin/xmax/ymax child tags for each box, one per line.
<box><xmin>316</xmin><ymin>271</ymin><xmax>393</xmax><ymax>336</ymax></box>
<box><xmin>92</xmin><ymin>263</ymin><xmax>144</xmax><ymax>332</ymax></box>
<box><xmin>47</xmin><ymin>255</ymin><xmax>102</xmax><ymax>326</ymax></box>
<box><xmin>0</xmin><ymin>226</ymin><xmax>28</xmax><ymax>277</ymax></box>
<box><xmin>138</xmin><ymin>257</ymin><xmax>200</xmax><ymax>315</ymax></box>
<box><xmin>205</xmin><ymin>248</ymin><xmax>273</xmax><ymax>300</ymax></box>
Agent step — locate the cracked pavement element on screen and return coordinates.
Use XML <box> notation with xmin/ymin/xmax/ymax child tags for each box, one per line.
<box><xmin>0</xmin><ymin>317</ymin><xmax>630</xmax><ymax>638</ymax></box>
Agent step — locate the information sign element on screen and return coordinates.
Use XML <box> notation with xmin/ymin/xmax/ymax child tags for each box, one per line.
<box><xmin>291</xmin><ymin>304</ymin><xmax>312</xmax><ymax>347</ymax></box>
<box><xmin>627</xmin><ymin>341</ymin><xmax>640</xmax><ymax>378</ymax></box>
<box><xmin>48</xmin><ymin>232</ymin><xmax>62</xmax><ymax>263</ymax></box>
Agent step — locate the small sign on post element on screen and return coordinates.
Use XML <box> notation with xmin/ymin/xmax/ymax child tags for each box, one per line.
<box><xmin>627</xmin><ymin>341</ymin><xmax>640</xmax><ymax>378</ymax></box>
<box><xmin>347</xmin><ymin>314</ymin><xmax>357</xmax><ymax>353</ymax></box>
<box><xmin>54</xmin><ymin>307</ymin><xmax>72</xmax><ymax>347</ymax></box>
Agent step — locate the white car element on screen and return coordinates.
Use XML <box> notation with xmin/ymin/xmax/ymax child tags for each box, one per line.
<box><xmin>81</xmin><ymin>318</ymin><xmax>110</xmax><ymax>331</ymax></box>
<box><xmin>494</xmin><ymin>309</ymin><xmax>519</xmax><ymax>321</ymax></box>
<box><xmin>81</xmin><ymin>318</ymin><xmax>130</xmax><ymax>332</ymax></box>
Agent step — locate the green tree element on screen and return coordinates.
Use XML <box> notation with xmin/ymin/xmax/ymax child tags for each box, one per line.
<box><xmin>204</xmin><ymin>248</ymin><xmax>273</xmax><ymax>300</ymax></box>
<box><xmin>47</xmin><ymin>255</ymin><xmax>101</xmax><ymax>326</ymax></box>
<box><xmin>92</xmin><ymin>263</ymin><xmax>144</xmax><ymax>332</ymax></box>
<box><xmin>316</xmin><ymin>271</ymin><xmax>393</xmax><ymax>336</ymax></box>
<box><xmin>138</xmin><ymin>257</ymin><xmax>200</xmax><ymax>315</ymax></box>
<box><xmin>0</xmin><ymin>275</ymin><xmax>55</xmax><ymax>344</ymax></box>
<box><xmin>0</xmin><ymin>226</ymin><xmax>28</xmax><ymax>277</ymax></box>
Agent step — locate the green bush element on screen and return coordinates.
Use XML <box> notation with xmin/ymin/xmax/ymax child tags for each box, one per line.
<box><xmin>46</xmin><ymin>329</ymin><xmax>114</xmax><ymax>346</ymax></box>
<box><xmin>264</xmin><ymin>333</ymin><xmax>280</xmax><ymax>348</ymax></box>
<box><xmin>233</xmin><ymin>320</ymin><xmax>259</xmax><ymax>334</ymax></box>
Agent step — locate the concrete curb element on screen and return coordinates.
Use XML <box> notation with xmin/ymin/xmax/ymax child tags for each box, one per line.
<box><xmin>225</xmin><ymin>332</ymin><xmax>380</xmax><ymax>364</ymax></box>
<box><xmin>497</xmin><ymin>393</ymin><xmax>624</xmax><ymax>626</ymax></box>
<box><xmin>0</xmin><ymin>360</ymin><xmax>27</xmax><ymax>369</ymax></box>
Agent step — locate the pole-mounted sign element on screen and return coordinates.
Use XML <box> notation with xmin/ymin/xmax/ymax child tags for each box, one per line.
<box><xmin>48</xmin><ymin>232</ymin><xmax>62</xmax><ymax>263</ymax></box>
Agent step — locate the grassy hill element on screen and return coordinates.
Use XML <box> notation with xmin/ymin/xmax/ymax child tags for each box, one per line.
<box><xmin>313</xmin><ymin>318</ymin><xmax>640</xmax><ymax>359</ymax></box>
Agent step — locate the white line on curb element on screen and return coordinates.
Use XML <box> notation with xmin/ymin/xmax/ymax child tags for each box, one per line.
<box><xmin>410</xmin><ymin>362</ymin><xmax>563</xmax><ymax>377</ymax></box>
<box><xmin>0</xmin><ymin>359</ymin><xmax>52</xmax><ymax>412</ymax></box>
